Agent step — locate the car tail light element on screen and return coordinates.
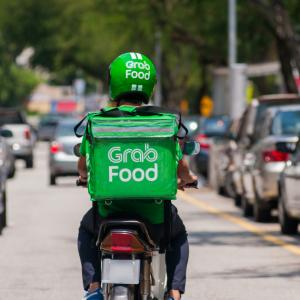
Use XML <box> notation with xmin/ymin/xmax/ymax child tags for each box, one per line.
<box><xmin>50</xmin><ymin>141</ymin><xmax>64</xmax><ymax>154</ymax></box>
<box><xmin>196</xmin><ymin>134</ymin><xmax>210</xmax><ymax>150</ymax></box>
<box><xmin>24</xmin><ymin>129</ymin><xmax>30</xmax><ymax>140</ymax></box>
<box><xmin>101</xmin><ymin>233</ymin><xmax>145</xmax><ymax>252</ymax></box>
<box><xmin>262</xmin><ymin>150</ymin><xmax>289</xmax><ymax>162</ymax></box>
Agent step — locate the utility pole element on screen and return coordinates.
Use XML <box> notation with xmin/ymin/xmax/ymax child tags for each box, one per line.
<box><xmin>154</xmin><ymin>31</ymin><xmax>162</xmax><ymax>106</ymax></box>
<box><xmin>228</xmin><ymin>0</ymin><xmax>236</xmax><ymax>67</ymax></box>
<box><xmin>228</xmin><ymin>0</ymin><xmax>247</xmax><ymax>119</ymax></box>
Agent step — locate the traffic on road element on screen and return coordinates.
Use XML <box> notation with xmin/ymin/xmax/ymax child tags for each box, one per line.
<box><xmin>0</xmin><ymin>100</ymin><xmax>300</xmax><ymax>299</ymax></box>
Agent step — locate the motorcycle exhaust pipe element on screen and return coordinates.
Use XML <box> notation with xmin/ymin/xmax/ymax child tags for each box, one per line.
<box><xmin>102</xmin><ymin>283</ymin><xmax>109</xmax><ymax>300</ymax></box>
<box><xmin>140</xmin><ymin>254</ymin><xmax>151</xmax><ymax>300</ymax></box>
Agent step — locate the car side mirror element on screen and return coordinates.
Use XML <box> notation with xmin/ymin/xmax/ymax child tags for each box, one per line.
<box><xmin>0</xmin><ymin>129</ymin><xmax>13</xmax><ymax>138</ymax></box>
<box><xmin>74</xmin><ymin>143</ymin><xmax>81</xmax><ymax>157</ymax></box>
<box><xmin>181</xmin><ymin>141</ymin><xmax>200</xmax><ymax>155</ymax></box>
<box><xmin>276</xmin><ymin>142</ymin><xmax>297</xmax><ymax>154</ymax></box>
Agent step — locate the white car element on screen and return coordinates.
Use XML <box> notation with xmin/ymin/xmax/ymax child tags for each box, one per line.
<box><xmin>0</xmin><ymin>109</ymin><xmax>34</xmax><ymax>168</ymax></box>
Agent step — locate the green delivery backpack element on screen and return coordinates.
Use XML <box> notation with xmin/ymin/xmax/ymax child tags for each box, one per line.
<box><xmin>74</xmin><ymin>106</ymin><xmax>188</xmax><ymax>201</ymax></box>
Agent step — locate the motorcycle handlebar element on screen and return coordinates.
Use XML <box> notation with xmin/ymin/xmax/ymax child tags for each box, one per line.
<box><xmin>185</xmin><ymin>180</ymin><xmax>198</xmax><ymax>189</ymax></box>
<box><xmin>76</xmin><ymin>180</ymin><xmax>87</xmax><ymax>186</ymax></box>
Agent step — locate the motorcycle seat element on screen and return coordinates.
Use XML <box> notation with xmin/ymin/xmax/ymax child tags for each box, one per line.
<box><xmin>96</xmin><ymin>212</ymin><xmax>159</xmax><ymax>247</ymax></box>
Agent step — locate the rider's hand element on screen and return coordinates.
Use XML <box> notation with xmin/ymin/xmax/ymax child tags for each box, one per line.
<box><xmin>79</xmin><ymin>175</ymin><xmax>88</xmax><ymax>188</ymax></box>
<box><xmin>177</xmin><ymin>174</ymin><xmax>197</xmax><ymax>191</ymax></box>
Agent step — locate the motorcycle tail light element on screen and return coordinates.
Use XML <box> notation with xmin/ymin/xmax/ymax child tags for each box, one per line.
<box><xmin>262</xmin><ymin>150</ymin><xmax>289</xmax><ymax>162</ymax></box>
<box><xmin>24</xmin><ymin>129</ymin><xmax>30</xmax><ymax>140</ymax></box>
<box><xmin>101</xmin><ymin>233</ymin><xmax>144</xmax><ymax>252</ymax></box>
<box><xmin>50</xmin><ymin>141</ymin><xmax>64</xmax><ymax>154</ymax></box>
<box><xmin>196</xmin><ymin>134</ymin><xmax>210</xmax><ymax>150</ymax></box>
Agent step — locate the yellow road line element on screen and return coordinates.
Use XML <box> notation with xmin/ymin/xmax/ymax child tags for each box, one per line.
<box><xmin>178</xmin><ymin>190</ymin><xmax>300</xmax><ymax>256</ymax></box>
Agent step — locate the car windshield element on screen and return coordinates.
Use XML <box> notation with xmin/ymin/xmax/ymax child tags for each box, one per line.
<box><xmin>56</xmin><ymin>122</ymin><xmax>86</xmax><ymax>137</ymax></box>
<box><xmin>204</xmin><ymin>117</ymin><xmax>230</xmax><ymax>137</ymax></box>
<box><xmin>271</xmin><ymin>110</ymin><xmax>300</xmax><ymax>135</ymax></box>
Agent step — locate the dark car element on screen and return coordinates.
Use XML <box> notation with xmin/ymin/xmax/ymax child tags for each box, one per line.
<box><xmin>192</xmin><ymin>116</ymin><xmax>230</xmax><ymax>176</ymax></box>
<box><xmin>278</xmin><ymin>138</ymin><xmax>300</xmax><ymax>234</ymax></box>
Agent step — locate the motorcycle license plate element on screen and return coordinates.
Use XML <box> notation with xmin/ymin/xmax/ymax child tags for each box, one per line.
<box><xmin>102</xmin><ymin>259</ymin><xmax>140</xmax><ymax>284</ymax></box>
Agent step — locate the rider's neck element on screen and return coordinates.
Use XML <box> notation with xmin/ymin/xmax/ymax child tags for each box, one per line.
<box><xmin>118</xmin><ymin>99</ymin><xmax>142</xmax><ymax>107</ymax></box>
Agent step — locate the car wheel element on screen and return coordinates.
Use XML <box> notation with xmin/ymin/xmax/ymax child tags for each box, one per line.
<box><xmin>241</xmin><ymin>192</ymin><xmax>253</xmax><ymax>217</ymax></box>
<box><xmin>224</xmin><ymin>172</ymin><xmax>237</xmax><ymax>200</ymax></box>
<box><xmin>50</xmin><ymin>174</ymin><xmax>56</xmax><ymax>185</ymax></box>
<box><xmin>2</xmin><ymin>191</ymin><xmax>6</xmax><ymax>227</ymax></box>
<box><xmin>234</xmin><ymin>195</ymin><xmax>241</xmax><ymax>206</ymax></box>
<box><xmin>0</xmin><ymin>191</ymin><xmax>6</xmax><ymax>234</ymax></box>
<box><xmin>25</xmin><ymin>154</ymin><xmax>34</xmax><ymax>168</ymax></box>
<box><xmin>254</xmin><ymin>190</ymin><xmax>271</xmax><ymax>222</ymax></box>
<box><xmin>8</xmin><ymin>160</ymin><xmax>16</xmax><ymax>179</ymax></box>
<box><xmin>278</xmin><ymin>196</ymin><xmax>298</xmax><ymax>234</ymax></box>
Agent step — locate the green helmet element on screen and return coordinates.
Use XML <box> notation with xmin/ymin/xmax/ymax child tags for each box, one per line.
<box><xmin>108</xmin><ymin>52</ymin><xmax>157</xmax><ymax>104</ymax></box>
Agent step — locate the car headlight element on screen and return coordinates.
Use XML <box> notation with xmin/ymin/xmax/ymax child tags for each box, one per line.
<box><xmin>189</xmin><ymin>122</ymin><xmax>198</xmax><ymax>130</ymax></box>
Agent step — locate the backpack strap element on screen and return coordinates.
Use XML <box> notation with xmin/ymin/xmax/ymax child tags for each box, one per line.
<box><xmin>99</xmin><ymin>108</ymin><xmax>136</xmax><ymax>117</ymax></box>
<box><xmin>91</xmin><ymin>201</ymin><xmax>98</xmax><ymax>248</ymax></box>
<box><xmin>159</xmin><ymin>200</ymin><xmax>172</xmax><ymax>254</ymax></box>
<box><xmin>74</xmin><ymin>115</ymin><xmax>92</xmax><ymax>144</ymax></box>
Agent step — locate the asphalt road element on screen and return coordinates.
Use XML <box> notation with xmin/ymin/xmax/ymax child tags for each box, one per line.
<box><xmin>0</xmin><ymin>142</ymin><xmax>300</xmax><ymax>299</ymax></box>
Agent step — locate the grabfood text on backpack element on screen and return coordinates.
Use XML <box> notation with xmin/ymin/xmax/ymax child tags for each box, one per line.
<box><xmin>108</xmin><ymin>144</ymin><xmax>158</xmax><ymax>183</ymax></box>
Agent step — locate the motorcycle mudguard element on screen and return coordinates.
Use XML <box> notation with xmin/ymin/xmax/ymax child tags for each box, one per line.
<box><xmin>151</xmin><ymin>251</ymin><xmax>167</xmax><ymax>300</ymax></box>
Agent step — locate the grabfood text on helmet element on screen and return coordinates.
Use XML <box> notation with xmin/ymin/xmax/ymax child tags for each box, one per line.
<box><xmin>108</xmin><ymin>144</ymin><xmax>158</xmax><ymax>182</ymax></box>
<box><xmin>125</xmin><ymin>61</ymin><xmax>151</xmax><ymax>80</ymax></box>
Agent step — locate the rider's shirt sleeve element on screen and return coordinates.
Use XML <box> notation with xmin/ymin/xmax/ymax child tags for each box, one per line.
<box><xmin>79</xmin><ymin>134</ymin><xmax>86</xmax><ymax>157</ymax></box>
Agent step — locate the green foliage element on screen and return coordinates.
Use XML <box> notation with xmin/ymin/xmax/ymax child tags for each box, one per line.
<box><xmin>0</xmin><ymin>64</ymin><xmax>43</xmax><ymax>108</ymax></box>
<box><xmin>0</xmin><ymin>0</ymin><xmax>298</xmax><ymax>107</ymax></box>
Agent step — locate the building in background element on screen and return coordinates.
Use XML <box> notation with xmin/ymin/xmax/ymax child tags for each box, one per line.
<box><xmin>27</xmin><ymin>83</ymin><xmax>85</xmax><ymax>114</ymax></box>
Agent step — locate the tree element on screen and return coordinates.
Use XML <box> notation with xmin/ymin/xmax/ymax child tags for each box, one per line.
<box><xmin>247</xmin><ymin>0</ymin><xmax>300</xmax><ymax>93</ymax></box>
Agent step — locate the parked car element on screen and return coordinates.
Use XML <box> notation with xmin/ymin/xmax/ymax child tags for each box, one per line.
<box><xmin>49</xmin><ymin>119</ymin><xmax>85</xmax><ymax>185</ymax></box>
<box><xmin>231</xmin><ymin>94</ymin><xmax>300</xmax><ymax>215</ymax></box>
<box><xmin>244</xmin><ymin>104</ymin><xmax>300</xmax><ymax>222</ymax></box>
<box><xmin>0</xmin><ymin>109</ymin><xmax>34</xmax><ymax>168</ymax></box>
<box><xmin>0</xmin><ymin>128</ymin><xmax>14</xmax><ymax>233</ymax></box>
<box><xmin>277</xmin><ymin>139</ymin><xmax>300</xmax><ymax>234</ymax></box>
<box><xmin>192</xmin><ymin>116</ymin><xmax>230</xmax><ymax>176</ymax></box>
<box><xmin>209</xmin><ymin>119</ymin><xmax>241</xmax><ymax>200</ymax></box>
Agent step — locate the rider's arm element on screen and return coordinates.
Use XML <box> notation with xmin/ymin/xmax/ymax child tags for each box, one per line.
<box><xmin>78</xmin><ymin>155</ymin><xmax>87</xmax><ymax>177</ymax></box>
<box><xmin>177</xmin><ymin>158</ymin><xmax>197</xmax><ymax>190</ymax></box>
<box><xmin>78</xmin><ymin>155</ymin><xmax>88</xmax><ymax>187</ymax></box>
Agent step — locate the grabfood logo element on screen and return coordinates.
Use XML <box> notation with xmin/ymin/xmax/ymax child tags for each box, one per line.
<box><xmin>108</xmin><ymin>144</ymin><xmax>158</xmax><ymax>183</ymax></box>
<box><xmin>125</xmin><ymin>52</ymin><xmax>151</xmax><ymax>81</ymax></box>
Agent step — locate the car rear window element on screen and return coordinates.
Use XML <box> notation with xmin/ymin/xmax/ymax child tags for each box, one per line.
<box><xmin>56</xmin><ymin>122</ymin><xmax>86</xmax><ymax>137</ymax></box>
<box><xmin>0</xmin><ymin>111</ymin><xmax>24</xmax><ymax>124</ymax></box>
<box><xmin>40</xmin><ymin>120</ymin><xmax>59</xmax><ymax>127</ymax></box>
<box><xmin>204</xmin><ymin>118</ymin><xmax>230</xmax><ymax>137</ymax></box>
<box><xmin>271</xmin><ymin>110</ymin><xmax>300</xmax><ymax>135</ymax></box>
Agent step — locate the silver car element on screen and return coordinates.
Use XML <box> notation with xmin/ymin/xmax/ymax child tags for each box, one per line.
<box><xmin>244</xmin><ymin>105</ymin><xmax>300</xmax><ymax>222</ymax></box>
<box><xmin>49</xmin><ymin>119</ymin><xmax>85</xmax><ymax>185</ymax></box>
<box><xmin>0</xmin><ymin>128</ymin><xmax>14</xmax><ymax>233</ymax></box>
